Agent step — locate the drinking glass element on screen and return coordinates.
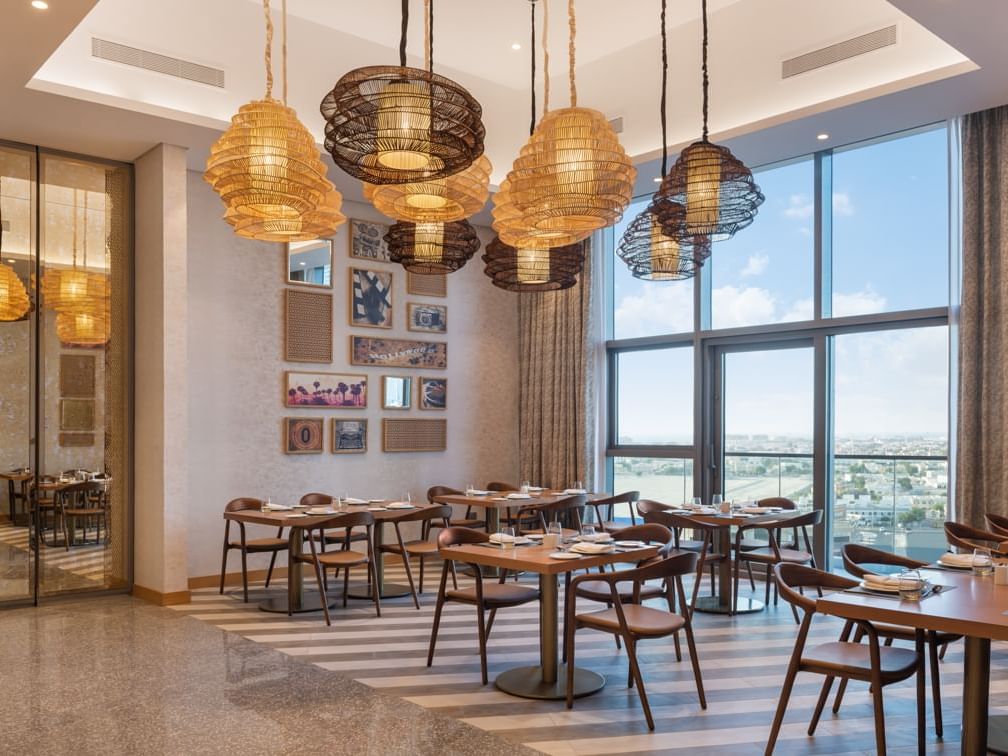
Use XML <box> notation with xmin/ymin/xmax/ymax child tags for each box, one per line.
<box><xmin>691</xmin><ymin>496</ymin><xmax>702</xmax><ymax>510</ymax></box>
<box><xmin>712</xmin><ymin>494</ymin><xmax>723</xmax><ymax>512</ymax></box>
<box><xmin>973</xmin><ymin>547</ymin><xmax>994</xmax><ymax>577</ymax></box>
<box><xmin>521</xmin><ymin>480</ymin><xmax>531</xmax><ymax>494</ymax></box>
<box><xmin>404</xmin><ymin>491</ymin><xmax>412</xmax><ymax>506</ymax></box>
<box><xmin>573</xmin><ymin>480</ymin><xmax>583</xmax><ymax>492</ymax></box>
<box><xmin>499</xmin><ymin>526</ymin><xmax>517</xmax><ymax>551</ymax></box>
<box><xmin>466</xmin><ymin>483</ymin><xmax>476</xmax><ymax>496</ymax></box>
<box><xmin>545</xmin><ymin>521</ymin><xmax>563</xmax><ymax>549</ymax></box>
<box><xmin>264</xmin><ymin>496</ymin><xmax>273</xmax><ymax>511</ymax></box>
<box><xmin>581</xmin><ymin>523</ymin><xmax>596</xmax><ymax>542</ymax></box>
<box><xmin>898</xmin><ymin>569</ymin><xmax>925</xmax><ymax>601</ymax></box>
<box><xmin>332</xmin><ymin>496</ymin><xmax>342</xmax><ymax>512</ymax></box>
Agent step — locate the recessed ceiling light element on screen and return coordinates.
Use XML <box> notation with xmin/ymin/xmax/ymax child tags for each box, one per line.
<box><xmin>31</xmin><ymin>1</ymin><xmax>49</xmax><ymax>9</ymax></box>
<box><xmin>511</xmin><ymin>42</ymin><xmax>521</xmax><ymax>51</ymax></box>
<box><xmin>816</xmin><ymin>132</ymin><xmax>830</xmax><ymax>141</ymax></box>
<box><xmin>653</xmin><ymin>177</ymin><xmax>662</xmax><ymax>183</ymax></box>
<box><xmin>6</xmin><ymin>260</ymin><xmax>16</xmax><ymax>264</ymax></box>
<box><xmin>299</xmin><ymin>261</ymin><xmax>307</xmax><ymax>266</ymax></box>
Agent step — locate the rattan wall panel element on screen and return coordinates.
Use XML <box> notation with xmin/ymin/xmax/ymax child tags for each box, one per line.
<box><xmin>381</xmin><ymin>418</ymin><xmax>447</xmax><ymax>452</ymax></box>
<box><xmin>406</xmin><ymin>272</ymin><xmax>447</xmax><ymax>298</ymax></box>
<box><xmin>284</xmin><ymin>289</ymin><xmax>333</xmax><ymax>363</ymax></box>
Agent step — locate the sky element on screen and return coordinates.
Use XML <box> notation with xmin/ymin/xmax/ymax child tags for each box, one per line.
<box><xmin>612</xmin><ymin>125</ymin><xmax>950</xmax><ymax>446</ymax></box>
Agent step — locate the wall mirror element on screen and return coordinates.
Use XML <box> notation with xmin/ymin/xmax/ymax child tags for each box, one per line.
<box><xmin>287</xmin><ymin>239</ymin><xmax>333</xmax><ymax>288</ymax></box>
<box><xmin>382</xmin><ymin>375</ymin><xmax>412</xmax><ymax>410</ymax></box>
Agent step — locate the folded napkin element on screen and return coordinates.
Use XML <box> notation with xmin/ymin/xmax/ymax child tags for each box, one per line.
<box><xmin>938</xmin><ymin>552</ymin><xmax>976</xmax><ymax>568</ymax></box>
<box><xmin>741</xmin><ymin>506</ymin><xmax>779</xmax><ymax>514</ymax></box>
<box><xmin>863</xmin><ymin>574</ymin><xmax>906</xmax><ymax>589</ymax></box>
<box><xmin>577</xmin><ymin>533</ymin><xmax>613</xmax><ymax>543</ymax></box>
<box><xmin>342</xmin><ymin>497</ymin><xmax>367</xmax><ymax>505</ymax></box>
<box><xmin>506</xmin><ymin>492</ymin><xmax>532</xmax><ymax>500</ymax></box>
<box><xmin>264</xmin><ymin>503</ymin><xmax>292</xmax><ymax>511</ymax></box>
<box><xmin>489</xmin><ymin>533</ymin><xmax>530</xmax><ymax>544</ymax></box>
<box><xmin>563</xmin><ymin>488</ymin><xmax>587</xmax><ymax>495</ymax></box>
<box><xmin>527</xmin><ymin>486</ymin><xmax>545</xmax><ymax>492</ymax></box>
<box><xmin>570</xmin><ymin>541</ymin><xmax>615</xmax><ymax>554</ymax></box>
<box><xmin>467</xmin><ymin>490</ymin><xmax>491</xmax><ymax>496</ymax></box>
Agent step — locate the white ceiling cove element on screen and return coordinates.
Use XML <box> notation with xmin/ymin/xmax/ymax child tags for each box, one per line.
<box><xmin>2</xmin><ymin>0</ymin><xmax>1006</xmax><ymax>203</ymax></box>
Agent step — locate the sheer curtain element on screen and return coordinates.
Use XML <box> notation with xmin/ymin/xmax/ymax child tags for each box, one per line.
<box><xmin>956</xmin><ymin>105</ymin><xmax>1008</xmax><ymax>529</ymax></box>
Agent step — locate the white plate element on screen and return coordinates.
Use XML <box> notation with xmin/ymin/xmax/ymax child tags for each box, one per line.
<box><xmin>859</xmin><ymin>580</ymin><xmax>902</xmax><ymax>594</ymax></box>
<box><xmin>526</xmin><ymin>534</ymin><xmax>545</xmax><ymax>540</ymax></box>
<box><xmin>614</xmin><ymin>540</ymin><xmax>646</xmax><ymax>548</ymax></box>
<box><xmin>548</xmin><ymin>552</ymin><xmax>581</xmax><ymax>560</ymax></box>
<box><xmin>367</xmin><ymin>506</ymin><xmax>387</xmax><ymax>511</ymax></box>
<box><xmin>306</xmin><ymin>509</ymin><xmax>335</xmax><ymax>515</ymax></box>
<box><xmin>286</xmin><ymin>513</ymin><xmax>308</xmax><ymax>518</ymax></box>
<box><xmin>368</xmin><ymin>499</ymin><xmax>387</xmax><ymax>503</ymax></box>
<box><xmin>387</xmin><ymin>503</ymin><xmax>415</xmax><ymax>509</ymax></box>
<box><xmin>576</xmin><ymin>534</ymin><xmax>614</xmax><ymax>543</ymax></box>
<box><xmin>569</xmin><ymin>544</ymin><xmax>616</xmax><ymax>555</ymax></box>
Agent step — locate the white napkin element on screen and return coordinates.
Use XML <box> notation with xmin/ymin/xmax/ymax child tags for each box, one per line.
<box><xmin>863</xmin><ymin>573</ymin><xmax>905</xmax><ymax>589</ymax></box>
<box><xmin>342</xmin><ymin>497</ymin><xmax>367</xmax><ymax>505</ymax></box>
<box><xmin>938</xmin><ymin>552</ymin><xmax>976</xmax><ymax>568</ymax></box>
<box><xmin>570</xmin><ymin>541</ymin><xmax>614</xmax><ymax>555</ymax></box>
<box><xmin>489</xmin><ymin>533</ymin><xmax>530</xmax><ymax>544</ymax></box>
<box><xmin>506</xmin><ymin>492</ymin><xmax>532</xmax><ymax>500</ymax></box>
<box><xmin>563</xmin><ymin>488</ymin><xmax>587</xmax><ymax>495</ymax></box>
<box><xmin>527</xmin><ymin>486</ymin><xmax>545</xmax><ymax>492</ymax></box>
<box><xmin>264</xmin><ymin>503</ymin><xmax>292</xmax><ymax>511</ymax></box>
<box><xmin>467</xmin><ymin>490</ymin><xmax>491</xmax><ymax>496</ymax></box>
<box><xmin>577</xmin><ymin>533</ymin><xmax>613</xmax><ymax>543</ymax></box>
<box><xmin>741</xmin><ymin>506</ymin><xmax>778</xmax><ymax>514</ymax></box>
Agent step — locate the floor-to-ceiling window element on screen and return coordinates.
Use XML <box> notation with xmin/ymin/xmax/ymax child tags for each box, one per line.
<box><xmin>605</xmin><ymin>123</ymin><xmax>954</xmax><ymax>568</ymax></box>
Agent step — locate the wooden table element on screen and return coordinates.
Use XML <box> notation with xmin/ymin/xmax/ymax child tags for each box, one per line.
<box><xmin>684</xmin><ymin>509</ymin><xmax>809</xmax><ymax>615</ymax></box>
<box><xmin>439</xmin><ymin>540</ymin><xmax>660</xmax><ymax>700</ymax></box>
<box><xmin>224</xmin><ymin>502</ymin><xmax>440</xmax><ymax>613</ymax></box>
<box><xmin>818</xmin><ymin>565</ymin><xmax>1008</xmax><ymax>755</ymax></box>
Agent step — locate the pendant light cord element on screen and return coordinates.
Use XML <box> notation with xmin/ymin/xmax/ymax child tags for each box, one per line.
<box><xmin>71</xmin><ymin>189</ymin><xmax>78</xmax><ymax>270</ymax></box>
<box><xmin>82</xmin><ymin>191</ymin><xmax>88</xmax><ymax>268</ymax></box>
<box><xmin>701</xmin><ymin>0</ymin><xmax>709</xmax><ymax>141</ymax></box>
<box><xmin>281</xmin><ymin>0</ymin><xmax>287</xmax><ymax>103</ymax></box>
<box><xmin>530</xmin><ymin>0</ymin><xmax>536</xmax><ymax>135</ymax></box>
<box><xmin>568</xmin><ymin>0</ymin><xmax>576</xmax><ymax>107</ymax></box>
<box><xmin>424</xmin><ymin>0</ymin><xmax>433</xmax><ymax>72</ymax></box>
<box><xmin>543</xmin><ymin>0</ymin><xmax>550</xmax><ymax>113</ymax></box>
<box><xmin>660</xmin><ymin>0</ymin><xmax>667</xmax><ymax>177</ymax></box>
<box><xmin>399</xmin><ymin>0</ymin><xmax>409</xmax><ymax>67</ymax></box>
<box><xmin>263</xmin><ymin>0</ymin><xmax>273</xmax><ymax>99</ymax></box>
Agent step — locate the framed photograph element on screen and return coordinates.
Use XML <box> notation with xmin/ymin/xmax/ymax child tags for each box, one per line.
<box><xmin>287</xmin><ymin>239</ymin><xmax>333</xmax><ymax>288</ymax></box>
<box><xmin>60</xmin><ymin>354</ymin><xmax>96</xmax><ymax>397</ymax></box>
<box><xmin>59</xmin><ymin>433</ymin><xmax>94</xmax><ymax>448</ymax></box>
<box><xmin>60</xmin><ymin>399</ymin><xmax>94</xmax><ymax>431</ymax></box>
<box><xmin>407</xmin><ymin>303</ymin><xmax>447</xmax><ymax>334</ymax></box>
<box><xmin>350</xmin><ymin>336</ymin><xmax>447</xmax><ymax>369</ymax></box>
<box><xmin>332</xmin><ymin>419</ymin><xmax>367</xmax><ymax>453</ymax></box>
<box><xmin>419</xmin><ymin>377</ymin><xmax>446</xmax><ymax>410</ymax></box>
<box><xmin>350</xmin><ymin>267</ymin><xmax>393</xmax><ymax>329</ymax></box>
<box><xmin>284</xmin><ymin>417</ymin><xmax>324</xmax><ymax>454</ymax></box>
<box><xmin>407</xmin><ymin>271</ymin><xmax>447</xmax><ymax>297</ymax></box>
<box><xmin>349</xmin><ymin>219</ymin><xmax>391</xmax><ymax>262</ymax></box>
<box><xmin>285</xmin><ymin>371</ymin><xmax>368</xmax><ymax>408</ymax></box>
<box><xmin>382</xmin><ymin>376</ymin><xmax>412</xmax><ymax>409</ymax></box>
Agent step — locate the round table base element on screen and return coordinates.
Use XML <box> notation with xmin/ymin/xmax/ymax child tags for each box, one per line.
<box><xmin>257</xmin><ymin>594</ymin><xmax>336</xmax><ymax>614</ymax></box>
<box><xmin>346</xmin><ymin>582</ymin><xmax>412</xmax><ymax>600</ymax></box>
<box><xmin>693</xmin><ymin>595</ymin><xmax>765</xmax><ymax>615</ymax></box>
<box><xmin>495</xmin><ymin>665</ymin><xmax>605</xmax><ymax>700</ymax></box>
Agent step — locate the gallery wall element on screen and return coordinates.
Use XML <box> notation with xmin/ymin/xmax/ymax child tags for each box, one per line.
<box><xmin>185</xmin><ymin>172</ymin><xmax>521</xmax><ymax>580</ymax></box>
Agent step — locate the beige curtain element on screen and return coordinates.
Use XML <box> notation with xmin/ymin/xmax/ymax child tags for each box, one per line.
<box><xmin>956</xmin><ymin>105</ymin><xmax>1008</xmax><ymax>529</ymax></box>
<box><xmin>517</xmin><ymin>242</ymin><xmax>596</xmax><ymax>490</ymax></box>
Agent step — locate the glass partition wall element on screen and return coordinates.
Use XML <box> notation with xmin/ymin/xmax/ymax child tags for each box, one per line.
<box><xmin>0</xmin><ymin>142</ymin><xmax>131</xmax><ymax>605</ymax></box>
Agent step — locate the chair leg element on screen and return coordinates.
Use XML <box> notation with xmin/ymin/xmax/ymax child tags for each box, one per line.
<box><xmin>240</xmin><ymin>548</ymin><xmax>249</xmax><ymax>603</ymax></box>
<box><xmin>475</xmin><ymin>606</ymin><xmax>489</xmax><ymax>685</ymax></box>
<box><xmin>485</xmin><ymin>608</ymin><xmax>498</xmax><ymax>640</ymax></box>
<box><xmin>427</xmin><ymin>594</ymin><xmax>445</xmax><ymax>667</ymax></box>
<box><xmin>625</xmin><ymin>637</ymin><xmax>654</xmax><ymax>730</ymax></box>
<box><xmin>565</xmin><ymin>620</ymin><xmax>577</xmax><ymax>710</ymax></box>
<box><xmin>746</xmin><ymin>560</ymin><xmax>755</xmax><ymax>590</ymax></box>
<box><xmin>312</xmin><ymin>561</ymin><xmax>331</xmax><ymax>626</ymax></box>
<box><xmin>419</xmin><ymin>556</ymin><xmax>425</xmax><ymax>594</ymax></box>
<box><xmin>764</xmin><ymin>654</ymin><xmax>800</xmax><ymax>755</ymax></box>
<box><xmin>265</xmin><ymin>551</ymin><xmax>278</xmax><ymax>588</ymax></box>
<box><xmin>401</xmin><ymin>552</ymin><xmax>420</xmax><ymax>610</ymax></box>
<box><xmin>449</xmin><ymin>561</ymin><xmax>458</xmax><ymax>590</ymax></box>
<box><xmin>764</xmin><ymin>565</ymin><xmax>772</xmax><ymax>605</ymax></box>
<box><xmin>343</xmin><ymin>567</ymin><xmax>350</xmax><ymax>609</ymax></box>
<box><xmin>939</xmin><ymin>642</ymin><xmax>949</xmax><ymax>661</ymax></box>
<box><xmin>870</xmin><ymin>678</ymin><xmax>888</xmax><ymax>755</ymax></box>
<box><xmin>370</xmin><ymin>560</ymin><xmax>382</xmax><ymax>618</ymax></box>
<box><xmin>732</xmin><ymin>557</ymin><xmax>741</xmax><ymax>615</ymax></box>
<box><xmin>808</xmin><ymin>676</ymin><xmax>835</xmax><ymax>735</ymax></box>
<box><xmin>684</xmin><ymin>618</ymin><xmax>706</xmax><ymax>709</ymax></box>
<box><xmin>928</xmin><ymin>631</ymin><xmax>943</xmax><ymax>738</ymax></box>
<box><xmin>219</xmin><ymin>544</ymin><xmax>229</xmax><ymax>595</ymax></box>
<box><xmin>832</xmin><ymin>626</ymin><xmax>864</xmax><ymax>714</ymax></box>
<box><xmin>708</xmin><ymin>563</ymin><xmax>715</xmax><ymax>596</ymax></box>
<box><xmin>916</xmin><ymin>630</ymin><xmax>926</xmax><ymax>755</ymax></box>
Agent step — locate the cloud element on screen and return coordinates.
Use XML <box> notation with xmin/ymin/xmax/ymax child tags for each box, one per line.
<box><xmin>740</xmin><ymin>253</ymin><xmax>769</xmax><ymax>278</ymax></box>
<box><xmin>711</xmin><ymin>285</ymin><xmax>777</xmax><ymax>328</ymax></box>
<box><xmin>833</xmin><ymin>287</ymin><xmax>886</xmax><ymax>316</ymax></box>
<box><xmin>783</xmin><ymin>194</ymin><xmax>813</xmax><ymax>220</ymax></box>
<box><xmin>833</xmin><ymin>192</ymin><xmax>855</xmax><ymax>216</ymax></box>
<box><xmin>614</xmin><ymin>282</ymin><xmax>694</xmax><ymax>338</ymax></box>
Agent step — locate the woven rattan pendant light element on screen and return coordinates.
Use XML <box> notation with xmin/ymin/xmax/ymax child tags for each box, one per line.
<box><xmin>320</xmin><ymin>0</ymin><xmax>485</xmax><ymax>185</ymax></box>
<box><xmin>205</xmin><ymin>0</ymin><xmax>341</xmax><ymax>241</ymax></box>
<box><xmin>505</xmin><ymin>0</ymin><xmax>636</xmax><ymax>238</ymax></box>
<box><xmin>617</xmin><ymin>0</ymin><xmax>703</xmax><ymax>281</ymax></box>
<box><xmin>0</xmin><ymin>181</ymin><xmax>29</xmax><ymax>322</ymax></box>
<box><xmin>657</xmin><ymin>0</ymin><xmax>763</xmax><ymax>243</ymax></box>
<box><xmin>40</xmin><ymin>189</ymin><xmax>108</xmax><ymax>316</ymax></box>
<box><xmin>384</xmin><ymin>219</ymin><xmax>480</xmax><ymax>274</ymax></box>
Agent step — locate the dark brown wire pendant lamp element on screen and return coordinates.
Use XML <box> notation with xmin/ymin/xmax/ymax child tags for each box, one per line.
<box><xmin>657</xmin><ymin>0</ymin><xmax>763</xmax><ymax>244</ymax></box>
<box><xmin>320</xmin><ymin>0</ymin><xmax>485</xmax><ymax>185</ymax></box>
<box><xmin>617</xmin><ymin>0</ymin><xmax>703</xmax><ymax>281</ymax></box>
<box><xmin>384</xmin><ymin>219</ymin><xmax>480</xmax><ymax>274</ymax></box>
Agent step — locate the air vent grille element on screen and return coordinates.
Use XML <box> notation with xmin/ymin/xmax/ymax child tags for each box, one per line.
<box><xmin>782</xmin><ymin>25</ymin><xmax>897</xmax><ymax>79</ymax></box>
<box><xmin>609</xmin><ymin>116</ymin><xmax>624</xmax><ymax>134</ymax></box>
<box><xmin>91</xmin><ymin>38</ymin><xmax>225</xmax><ymax>88</ymax></box>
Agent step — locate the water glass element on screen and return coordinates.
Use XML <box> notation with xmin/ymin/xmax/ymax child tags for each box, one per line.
<box><xmin>573</xmin><ymin>480</ymin><xmax>583</xmax><ymax>492</ymax></box>
<box><xmin>691</xmin><ymin>496</ymin><xmax>702</xmax><ymax>511</ymax></box>
<box><xmin>404</xmin><ymin>491</ymin><xmax>412</xmax><ymax>506</ymax></box>
<box><xmin>521</xmin><ymin>480</ymin><xmax>531</xmax><ymax>494</ymax></box>
<box><xmin>264</xmin><ymin>496</ymin><xmax>273</xmax><ymax>511</ymax></box>
<box><xmin>712</xmin><ymin>494</ymin><xmax>723</xmax><ymax>511</ymax></box>
<box><xmin>898</xmin><ymin>569</ymin><xmax>925</xmax><ymax>601</ymax></box>
<box><xmin>545</xmin><ymin>521</ymin><xmax>563</xmax><ymax>549</ymax></box>
<box><xmin>581</xmin><ymin>523</ymin><xmax>596</xmax><ymax>542</ymax></box>
<box><xmin>499</xmin><ymin>526</ymin><xmax>517</xmax><ymax>551</ymax></box>
<box><xmin>973</xmin><ymin>548</ymin><xmax>994</xmax><ymax>577</ymax></box>
<box><xmin>466</xmin><ymin>483</ymin><xmax>476</xmax><ymax>496</ymax></box>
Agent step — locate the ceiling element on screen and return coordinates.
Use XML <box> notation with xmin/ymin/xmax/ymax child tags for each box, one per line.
<box><xmin>2</xmin><ymin>1</ymin><xmax>1008</xmax><ymax>210</ymax></box>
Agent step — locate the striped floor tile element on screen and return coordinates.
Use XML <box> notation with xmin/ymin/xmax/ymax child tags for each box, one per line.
<box><xmin>0</xmin><ymin>521</ymin><xmax>107</xmax><ymax>588</ymax></box>
<box><xmin>179</xmin><ymin>564</ymin><xmax>997</xmax><ymax>754</ymax></box>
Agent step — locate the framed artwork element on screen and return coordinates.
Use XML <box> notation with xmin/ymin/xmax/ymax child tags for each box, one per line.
<box><xmin>350</xmin><ymin>336</ymin><xmax>447</xmax><ymax>370</ymax></box>
<box><xmin>285</xmin><ymin>289</ymin><xmax>333</xmax><ymax>363</ymax></box>
<box><xmin>332</xmin><ymin>419</ymin><xmax>367</xmax><ymax>453</ymax></box>
<box><xmin>285</xmin><ymin>371</ymin><xmax>367</xmax><ymax>408</ymax></box>
<box><xmin>59</xmin><ymin>433</ymin><xmax>94</xmax><ymax>448</ymax></box>
<box><xmin>382</xmin><ymin>418</ymin><xmax>447</xmax><ymax>452</ymax></box>
<box><xmin>284</xmin><ymin>417</ymin><xmax>324</xmax><ymax>454</ymax></box>
<box><xmin>60</xmin><ymin>399</ymin><xmax>94</xmax><ymax>431</ymax></box>
<box><xmin>287</xmin><ymin>239</ymin><xmax>333</xmax><ymax>288</ymax></box>
<box><xmin>349</xmin><ymin>219</ymin><xmax>391</xmax><ymax>262</ymax></box>
<box><xmin>407</xmin><ymin>271</ymin><xmax>447</xmax><ymax>297</ymax></box>
<box><xmin>419</xmin><ymin>377</ymin><xmax>446</xmax><ymax>410</ymax></box>
<box><xmin>407</xmin><ymin>303</ymin><xmax>447</xmax><ymax>334</ymax></box>
<box><xmin>350</xmin><ymin>267</ymin><xmax>393</xmax><ymax>328</ymax></box>
<box><xmin>60</xmin><ymin>354</ymin><xmax>95</xmax><ymax>397</ymax></box>
<box><xmin>382</xmin><ymin>376</ymin><xmax>412</xmax><ymax>409</ymax></box>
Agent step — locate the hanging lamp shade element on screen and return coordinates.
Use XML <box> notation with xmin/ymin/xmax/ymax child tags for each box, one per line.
<box><xmin>223</xmin><ymin>185</ymin><xmax>346</xmax><ymax>241</ymax></box>
<box><xmin>617</xmin><ymin>197</ymin><xmax>707</xmax><ymax>281</ymax></box>
<box><xmin>482</xmin><ymin>237</ymin><xmax>585</xmax><ymax>292</ymax></box>
<box><xmin>0</xmin><ymin>263</ymin><xmax>29</xmax><ymax>321</ymax></box>
<box><xmin>365</xmin><ymin>155</ymin><xmax>491</xmax><ymax>223</ymax></box>
<box><xmin>40</xmin><ymin>269</ymin><xmax>108</xmax><ymax>315</ymax></box>
<box><xmin>491</xmin><ymin>177</ymin><xmax>591</xmax><ymax>249</ymax></box>
<box><xmin>321</xmin><ymin>65</ymin><xmax>485</xmax><ymax>185</ymax></box>
<box><xmin>56</xmin><ymin>306</ymin><xmax>110</xmax><ymax>347</ymax></box>
<box><xmin>384</xmin><ymin>219</ymin><xmax>480</xmax><ymax>274</ymax></box>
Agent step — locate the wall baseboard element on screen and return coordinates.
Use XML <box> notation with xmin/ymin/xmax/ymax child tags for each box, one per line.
<box><xmin>188</xmin><ymin>567</ymin><xmax>289</xmax><ymax>590</ymax></box>
<box><xmin>132</xmin><ymin>584</ymin><xmax>191</xmax><ymax>606</ymax></box>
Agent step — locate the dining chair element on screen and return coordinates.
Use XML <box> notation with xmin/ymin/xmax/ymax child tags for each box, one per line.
<box><xmin>840</xmin><ymin>543</ymin><xmax>960</xmax><ymax>737</ymax></box>
<box><xmin>379</xmin><ymin>504</ymin><xmax>457</xmax><ymax>609</ymax></box>
<box><xmin>985</xmin><ymin>512</ymin><xmax>1008</xmax><ymax>538</ymax></box>
<box><xmin>428</xmin><ymin>527</ymin><xmax>541</xmax><ymax>684</ymax></box>
<box><xmin>486</xmin><ymin>481</ymin><xmax>517</xmax><ymax>492</ymax></box>
<box><xmin>565</xmin><ymin>549</ymin><xmax>706</xmax><ymax>730</ymax></box>
<box><xmin>56</xmin><ymin>481</ymin><xmax>106</xmax><ymax>550</ymax></box>
<box><xmin>943</xmin><ymin>521</ymin><xmax>1008</xmax><ymax>555</ymax></box>
<box><xmin>291</xmin><ymin>511</ymin><xmax>380</xmax><ymax>624</ymax></box>
<box><xmin>587</xmin><ymin>490</ymin><xmax>640</xmax><ymax>532</ymax></box>
<box><xmin>299</xmin><ymin>492</ymin><xmax>367</xmax><ymax>551</ymax></box>
<box><xmin>734</xmin><ymin>509</ymin><xmax>822</xmax><ymax>619</ymax></box>
<box><xmin>218</xmin><ymin>498</ymin><xmax>288</xmax><ymax>602</ymax></box>
<box><xmin>639</xmin><ymin>503</ymin><xmax>723</xmax><ymax>611</ymax></box>
<box><xmin>514</xmin><ymin>494</ymin><xmax>587</xmax><ymax>536</ymax></box>
<box><xmin>32</xmin><ymin>477</ymin><xmax>58</xmax><ymax>543</ymax></box>
<box><xmin>765</xmin><ymin>563</ymin><xmax>925</xmax><ymax>756</ymax></box>
<box><xmin>424</xmin><ymin>485</ymin><xmax>483</xmax><ymax>539</ymax></box>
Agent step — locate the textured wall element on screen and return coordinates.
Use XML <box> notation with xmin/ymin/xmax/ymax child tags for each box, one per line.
<box><xmin>185</xmin><ymin>172</ymin><xmax>521</xmax><ymax>579</ymax></box>
<box><xmin>0</xmin><ymin>322</ymin><xmax>29</xmax><ymax>472</ymax></box>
